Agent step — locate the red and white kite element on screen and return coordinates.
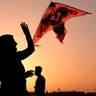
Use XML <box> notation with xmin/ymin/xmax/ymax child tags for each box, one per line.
<box><xmin>33</xmin><ymin>1</ymin><xmax>91</xmax><ymax>44</ymax></box>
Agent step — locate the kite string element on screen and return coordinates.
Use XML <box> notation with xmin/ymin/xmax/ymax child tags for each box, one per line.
<box><xmin>34</xmin><ymin>44</ymin><xmax>41</xmax><ymax>47</ymax></box>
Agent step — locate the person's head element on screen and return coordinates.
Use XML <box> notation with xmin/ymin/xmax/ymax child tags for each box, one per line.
<box><xmin>0</xmin><ymin>34</ymin><xmax>17</xmax><ymax>53</ymax></box>
<box><xmin>35</xmin><ymin>66</ymin><xmax>42</xmax><ymax>76</ymax></box>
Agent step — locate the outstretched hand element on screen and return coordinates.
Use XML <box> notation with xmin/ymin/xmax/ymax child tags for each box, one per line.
<box><xmin>25</xmin><ymin>70</ymin><xmax>34</xmax><ymax>78</ymax></box>
<box><xmin>20</xmin><ymin>22</ymin><xmax>30</xmax><ymax>35</ymax></box>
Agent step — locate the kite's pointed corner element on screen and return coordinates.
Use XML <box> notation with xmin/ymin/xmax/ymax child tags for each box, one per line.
<box><xmin>89</xmin><ymin>12</ymin><xmax>92</xmax><ymax>14</ymax></box>
<box><xmin>50</xmin><ymin>0</ymin><xmax>52</xmax><ymax>2</ymax></box>
<box><xmin>60</xmin><ymin>41</ymin><xmax>64</xmax><ymax>44</ymax></box>
<box><xmin>50</xmin><ymin>0</ymin><xmax>55</xmax><ymax>4</ymax></box>
<box><xmin>87</xmin><ymin>12</ymin><xmax>92</xmax><ymax>14</ymax></box>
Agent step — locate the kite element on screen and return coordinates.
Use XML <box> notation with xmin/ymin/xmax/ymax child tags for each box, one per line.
<box><xmin>33</xmin><ymin>1</ymin><xmax>91</xmax><ymax>44</ymax></box>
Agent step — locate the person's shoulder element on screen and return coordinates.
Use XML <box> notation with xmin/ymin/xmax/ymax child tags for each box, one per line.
<box><xmin>41</xmin><ymin>75</ymin><xmax>45</xmax><ymax>81</ymax></box>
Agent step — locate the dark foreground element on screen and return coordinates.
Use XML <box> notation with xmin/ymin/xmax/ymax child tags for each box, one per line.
<box><xmin>29</xmin><ymin>91</ymin><xmax>96</xmax><ymax>96</ymax></box>
<box><xmin>0</xmin><ymin>89</ymin><xmax>96</xmax><ymax>96</ymax></box>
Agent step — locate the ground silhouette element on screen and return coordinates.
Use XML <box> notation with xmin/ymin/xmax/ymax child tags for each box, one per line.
<box><xmin>29</xmin><ymin>91</ymin><xmax>96</xmax><ymax>96</ymax></box>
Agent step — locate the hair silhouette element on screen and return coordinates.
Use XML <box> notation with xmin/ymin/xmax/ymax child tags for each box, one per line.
<box><xmin>0</xmin><ymin>22</ymin><xmax>35</xmax><ymax>96</ymax></box>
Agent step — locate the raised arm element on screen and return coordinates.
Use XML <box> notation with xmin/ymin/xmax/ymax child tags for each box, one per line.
<box><xmin>17</xmin><ymin>22</ymin><xmax>35</xmax><ymax>60</ymax></box>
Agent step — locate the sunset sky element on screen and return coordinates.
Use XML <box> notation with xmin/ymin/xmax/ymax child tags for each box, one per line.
<box><xmin>0</xmin><ymin>0</ymin><xmax>96</xmax><ymax>93</ymax></box>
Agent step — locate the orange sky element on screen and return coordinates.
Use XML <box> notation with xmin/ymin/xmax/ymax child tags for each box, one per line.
<box><xmin>0</xmin><ymin>0</ymin><xmax>96</xmax><ymax>93</ymax></box>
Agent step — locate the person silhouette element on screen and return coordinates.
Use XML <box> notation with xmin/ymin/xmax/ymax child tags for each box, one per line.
<box><xmin>0</xmin><ymin>22</ymin><xmax>35</xmax><ymax>96</ymax></box>
<box><xmin>34</xmin><ymin>66</ymin><xmax>46</xmax><ymax>96</ymax></box>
